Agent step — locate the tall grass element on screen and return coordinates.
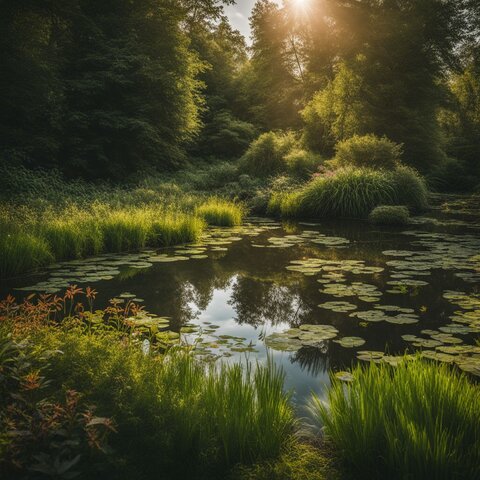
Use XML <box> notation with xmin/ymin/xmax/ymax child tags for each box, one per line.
<box><xmin>0</xmin><ymin>234</ymin><xmax>53</xmax><ymax>278</ymax></box>
<box><xmin>310</xmin><ymin>358</ymin><xmax>480</xmax><ymax>480</ymax></box>
<box><xmin>37</xmin><ymin>329</ymin><xmax>295</xmax><ymax>477</ymax></box>
<box><xmin>278</xmin><ymin>166</ymin><xmax>428</xmax><ymax>219</ymax></box>
<box><xmin>0</xmin><ymin>205</ymin><xmax>206</xmax><ymax>278</ymax></box>
<box><xmin>196</xmin><ymin>198</ymin><xmax>245</xmax><ymax>226</ymax></box>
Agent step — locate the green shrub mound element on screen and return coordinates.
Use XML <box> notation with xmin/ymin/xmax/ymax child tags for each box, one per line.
<box><xmin>369</xmin><ymin>205</ymin><xmax>410</xmax><ymax>226</ymax></box>
<box><xmin>335</xmin><ymin>134</ymin><xmax>403</xmax><ymax>170</ymax></box>
<box><xmin>278</xmin><ymin>166</ymin><xmax>428</xmax><ymax>219</ymax></box>
<box><xmin>239</xmin><ymin>131</ymin><xmax>298</xmax><ymax>178</ymax></box>
<box><xmin>311</xmin><ymin>358</ymin><xmax>480</xmax><ymax>480</ymax></box>
<box><xmin>283</xmin><ymin>149</ymin><xmax>322</xmax><ymax>179</ymax></box>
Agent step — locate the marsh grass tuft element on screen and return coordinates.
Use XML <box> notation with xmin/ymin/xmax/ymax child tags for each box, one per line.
<box><xmin>196</xmin><ymin>198</ymin><xmax>245</xmax><ymax>226</ymax></box>
<box><xmin>278</xmin><ymin>167</ymin><xmax>428</xmax><ymax>219</ymax></box>
<box><xmin>310</xmin><ymin>358</ymin><xmax>480</xmax><ymax>480</ymax></box>
<box><xmin>369</xmin><ymin>205</ymin><xmax>410</xmax><ymax>225</ymax></box>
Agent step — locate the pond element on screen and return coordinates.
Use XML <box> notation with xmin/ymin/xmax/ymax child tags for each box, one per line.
<box><xmin>3</xmin><ymin>194</ymin><xmax>480</xmax><ymax>414</ymax></box>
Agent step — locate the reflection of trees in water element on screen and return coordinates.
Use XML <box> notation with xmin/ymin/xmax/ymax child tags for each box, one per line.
<box><xmin>228</xmin><ymin>276</ymin><xmax>313</xmax><ymax>328</ymax></box>
<box><xmin>291</xmin><ymin>346</ymin><xmax>329</xmax><ymax>377</ymax></box>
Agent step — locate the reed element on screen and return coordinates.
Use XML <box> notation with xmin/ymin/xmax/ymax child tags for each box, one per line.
<box><xmin>310</xmin><ymin>358</ymin><xmax>480</xmax><ymax>480</ymax></box>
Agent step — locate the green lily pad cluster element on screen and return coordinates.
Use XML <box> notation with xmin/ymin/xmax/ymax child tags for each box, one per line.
<box><xmin>318</xmin><ymin>301</ymin><xmax>358</xmax><ymax>312</ymax></box>
<box><xmin>265</xmin><ymin>324</ymin><xmax>339</xmax><ymax>352</ymax></box>
<box><xmin>264</xmin><ymin>230</ymin><xmax>350</xmax><ymax>249</ymax></box>
<box><xmin>320</xmin><ymin>282</ymin><xmax>382</xmax><ymax>303</ymax></box>
<box><xmin>180</xmin><ymin>325</ymin><xmax>259</xmax><ymax>360</ymax></box>
<box><xmin>356</xmin><ymin>351</ymin><xmax>412</xmax><ymax>366</ymax></box>
<box><xmin>388</xmin><ymin>230</ymin><xmax>480</xmax><ymax>284</ymax></box>
<box><xmin>350</xmin><ymin>306</ymin><xmax>419</xmax><ymax>324</ymax></box>
<box><xmin>443</xmin><ymin>290</ymin><xmax>480</xmax><ymax>329</ymax></box>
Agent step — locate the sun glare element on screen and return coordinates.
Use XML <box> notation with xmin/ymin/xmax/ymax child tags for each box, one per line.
<box><xmin>293</xmin><ymin>0</ymin><xmax>311</xmax><ymax>13</ymax></box>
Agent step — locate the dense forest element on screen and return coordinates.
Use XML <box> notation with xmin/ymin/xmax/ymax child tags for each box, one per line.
<box><xmin>1</xmin><ymin>0</ymin><xmax>479</xmax><ymax>184</ymax></box>
<box><xmin>1</xmin><ymin>2</ymin><xmax>480</xmax><ymax>480</ymax></box>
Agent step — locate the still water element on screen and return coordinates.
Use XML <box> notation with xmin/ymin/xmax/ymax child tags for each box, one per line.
<box><xmin>3</xmin><ymin>195</ymin><xmax>480</xmax><ymax>413</ymax></box>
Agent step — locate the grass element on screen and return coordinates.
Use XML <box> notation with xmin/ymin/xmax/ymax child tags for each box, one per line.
<box><xmin>0</xmin><ymin>206</ymin><xmax>207</xmax><ymax>278</ymax></box>
<box><xmin>310</xmin><ymin>358</ymin><xmax>480</xmax><ymax>480</ymax></box>
<box><xmin>368</xmin><ymin>205</ymin><xmax>410</xmax><ymax>225</ymax></box>
<box><xmin>30</xmin><ymin>328</ymin><xmax>295</xmax><ymax>478</ymax></box>
<box><xmin>196</xmin><ymin>198</ymin><xmax>245</xmax><ymax>226</ymax></box>
<box><xmin>277</xmin><ymin>166</ymin><xmax>428</xmax><ymax>219</ymax></box>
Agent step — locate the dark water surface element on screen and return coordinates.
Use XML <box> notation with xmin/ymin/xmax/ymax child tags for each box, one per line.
<box><xmin>3</xmin><ymin>195</ymin><xmax>480</xmax><ymax>412</ymax></box>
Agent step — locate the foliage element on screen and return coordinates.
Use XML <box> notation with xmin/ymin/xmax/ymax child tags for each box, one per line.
<box><xmin>334</xmin><ymin>135</ymin><xmax>403</xmax><ymax>170</ymax></box>
<box><xmin>196</xmin><ymin>198</ymin><xmax>245</xmax><ymax>226</ymax></box>
<box><xmin>240</xmin><ymin>132</ymin><xmax>298</xmax><ymax>178</ymax></box>
<box><xmin>0</xmin><ymin>329</ymin><xmax>114</xmax><ymax>479</ymax></box>
<box><xmin>278</xmin><ymin>167</ymin><xmax>428</xmax><ymax>219</ymax></box>
<box><xmin>0</xmin><ymin>0</ymin><xmax>207</xmax><ymax>177</ymax></box>
<box><xmin>369</xmin><ymin>205</ymin><xmax>410</xmax><ymax>226</ymax></box>
<box><xmin>302</xmin><ymin>64</ymin><xmax>369</xmax><ymax>156</ymax></box>
<box><xmin>426</xmin><ymin>158</ymin><xmax>478</xmax><ymax>192</ymax></box>
<box><xmin>440</xmin><ymin>48</ymin><xmax>480</xmax><ymax>178</ymax></box>
<box><xmin>195</xmin><ymin>110</ymin><xmax>257</xmax><ymax>159</ymax></box>
<box><xmin>284</xmin><ymin>149</ymin><xmax>322</xmax><ymax>179</ymax></box>
<box><xmin>311</xmin><ymin>358</ymin><xmax>480</xmax><ymax>480</ymax></box>
<box><xmin>392</xmin><ymin>165</ymin><xmax>429</xmax><ymax>212</ymax></box>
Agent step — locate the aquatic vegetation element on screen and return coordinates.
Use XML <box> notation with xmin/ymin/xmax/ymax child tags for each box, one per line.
<box><xmin>369</xmin><ymin>205</ymin><xmax>410</xmax><ymax>226</ymax></box>
<box><xmin>311</xmin><ymin>358</ymin><xmax>480</xmax><ymax>479</ymax></box>
<box><xmin>278</xmin><ymin>167</ymin><xmax>428</xmax><ymax>219</ymax></box>
<box><xmin>0</xmin><ymin>202</ymin><xmax>227</xmax><ymax>278</ymax></box>
<box><xmin>0</xmin><ymin>233</ymin><xmax>53</xmax><ymax>278</ymax></box>
<box><xmin>265</xmin><ymin>324</ymin><xmax>339</xmax><ymax>352</ymax></box>
<box><xmin>195</xmin><ymin>198</ymin><xmax>245</xmax><ymax>226</ymax></box>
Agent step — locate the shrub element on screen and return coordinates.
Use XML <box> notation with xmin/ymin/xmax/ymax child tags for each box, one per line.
<box><xmin>196</xmin><ymin>198</ymin><xmax>245</xmax><ymax>226</ymax></box>
<box><xmin>369</xmin><ymin>205</ymin><xmax>410</xmax><ymax>226</ymax></box>
<box><xmin>310</xmin><ymin>358</ymin><xmax>480</xmax><ymax>480</ymax></box>
<box><xmin>392</xmin><ymin>165</ymin><xmax>429</xmax><ymax>211</ymax></box>
<box><xmin>284</xmin><ymin>149</ymin><xmax>322</xmax><ymax>179</ymax></box>
<box><xmin>0</xmin><ymin>331</ymin><xmax>113</xmax><ymax>479</ymax></box>
<box><xmin>278</xmin><ymin>167</ymin><xmax>428</xmax><ymax>219</ymax></box>
<box><xmin>334</xmin><ymin>134</ymin><xmax>403</xmax><ymax>170</ymax></box>
<box><xmin>240</xmin><ymin>131</ymin><xmax>298</xmax><ymax>178</ymax></box>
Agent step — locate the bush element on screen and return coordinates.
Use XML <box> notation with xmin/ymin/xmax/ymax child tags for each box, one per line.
<box><xmin>196</xmin><ymin>198</ymin><xmax>245</xmax><ymax>226</ymax></box>
<box><xmin>334</xmin><ymin>134</ymin><xmax>403</xmax><ymax>170</ymax></box>
<box><xmin>278</xmin><ymin>167</ymin><xmax>428</xmax><ymax>219</ymax></box>
<box><xmin>197</xmin><ymin>111</ymin><xmax>257</xmax><ymax>159</ymax></box>
<box><xmin>310</xmin><ymin>358</ymin><xmax>480</xmax><ymax>480</ymax></box>
<box><xmin>369</xmin><ymin>205</ymin><xmax>410</xmax><ymax>225</ymax></box>
<box><xmin>391</xmin><ymin>165</ymin><xmax>429</xmax><ymax>211</ymax></box>
<box><xmin>240</xmin><ymin>132</ymin><xmax>298</xmax><ymax>178</ymax></box>
<box><xmin>284</xmin><ymin>149</ymin><xmax>322</xmax><ymax>179</ymax></box>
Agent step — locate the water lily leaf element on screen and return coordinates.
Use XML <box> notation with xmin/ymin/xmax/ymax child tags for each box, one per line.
<box><xmin>334</xmin><ymin>336</ymin><xmax>366</xmax><ymax>348</ymax></box>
